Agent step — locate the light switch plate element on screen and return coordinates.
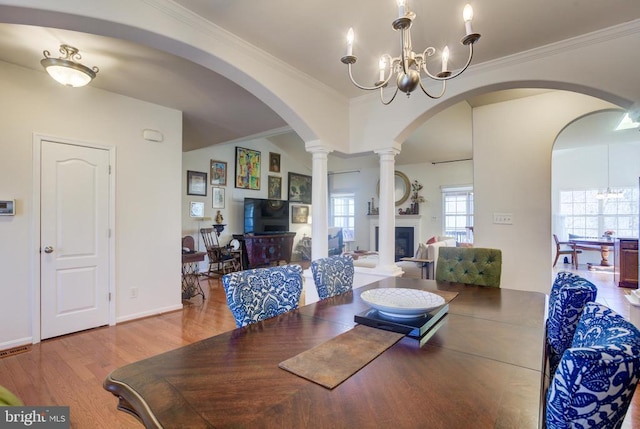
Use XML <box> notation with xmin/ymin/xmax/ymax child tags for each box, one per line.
<box><xmin>493</xmin><ymin>213</ymin><xmax>513</xmax><ymax>225</ymax></box>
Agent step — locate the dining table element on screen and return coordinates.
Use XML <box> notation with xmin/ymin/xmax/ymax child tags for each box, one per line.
<box><xmin>569</xmin><ymin>237</ymin><xmax>616</xmax><ymax>266</ymax></box>
<box><xmin>104</xmin><ymin>277</ymin><xmax>547</xmax><ymax>428</ymax></box>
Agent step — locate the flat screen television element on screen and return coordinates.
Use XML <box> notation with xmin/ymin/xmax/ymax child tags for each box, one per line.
<box><xmin>244</xmin><ymin>198</ymin><xmax>290</xmax><ymax>235</ymax></box>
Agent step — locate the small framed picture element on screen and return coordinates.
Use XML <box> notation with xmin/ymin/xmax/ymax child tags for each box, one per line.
<box><xmin>187</xmin><ymin>170</ymin><xmax>207</xmax><ymax>196</ymax></box>
<box><xmin>288</xmin><ymin>172</ymin><xmax>312</xmax><ymax>204</ymax></box>
<box><xmin>210</xmin><ymin>160</ymin><xmax>227</xmax><ymax>186</ymax></box>
<box><xmin>269</xmin><ymin>152</ymin><xmax>281</xmax><ymax>173</ymax></box>
<box><xmin>189</xmin><ymin>201</ymin><xmax>205</xmax><ymax>218</ymax></box>
<box><xmin>291</xmin><ymin>205</ymin><xmax>309</xmax><ymax>224</ymax></box>
<box><xmin>268</xmin><ymin>175</ymin><xmax>282</xmax><ymax>199</ymax></box>
<box><xmin>212</xmin><ymin>186</ymin><xmax>225</xmax><ymax>209</ymax></box>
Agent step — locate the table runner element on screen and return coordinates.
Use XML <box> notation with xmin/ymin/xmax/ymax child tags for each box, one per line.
<box><xmin>278</xmin><ymin>324</ymin><xmax>405</xmax><ymax>389</ymax></box>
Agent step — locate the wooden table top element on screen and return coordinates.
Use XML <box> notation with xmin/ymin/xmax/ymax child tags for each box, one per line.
<box><xmin>104</xmin><ymin>277</ymin><xmax>546</xmax><ymax>428</ymax></box>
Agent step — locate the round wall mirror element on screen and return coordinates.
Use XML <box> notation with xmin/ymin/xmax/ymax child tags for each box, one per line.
<box><xmin>377</xmin><ymin>171</ymin><xmax>411</xmax><ymax>206</ymax></box>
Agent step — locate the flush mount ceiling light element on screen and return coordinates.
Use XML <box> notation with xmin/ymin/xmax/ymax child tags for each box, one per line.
<box><xmin>614</xmin><ymin>113</ymin><xmax>640</xmax><ymax>131</ymax></box>
<box><xmin>41</xmin><ymin>44</ymin><xmax>99</xmax><ymax>88</ymax></box>
<box><xmin>341</xmin><ymin>1</ymin><xmax>480</xmax><ymax>105</ymax></box>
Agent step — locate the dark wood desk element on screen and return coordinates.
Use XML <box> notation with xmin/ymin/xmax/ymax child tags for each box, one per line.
<box><xmin>570</xmin><ymin>237</ymin><xmax>615</xmax><ymax>266</ymax></box>
<box><xmin>104</xmin><ymin>278</ymin><xmax>546</xmax><ymax>428</ymax></box>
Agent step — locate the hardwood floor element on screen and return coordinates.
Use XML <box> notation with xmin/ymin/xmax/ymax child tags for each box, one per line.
<box><xmin>1</xmin><ymin>268</ymin><xmax>638</xmax><ymax>428</ymax></box>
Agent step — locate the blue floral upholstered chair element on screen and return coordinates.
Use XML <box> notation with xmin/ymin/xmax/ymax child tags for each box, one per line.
<box><xmin>311</xmin><ymin>254</ymin><xmax>354</xmax><ymax>300</ymax></box>
<box><xmin>222</xmin><ymin>264</ymin><xmax>303</xmax><ymax>328</ymax></box>
<box><xmin>546</xmin><ymin>272</ymin><xmax>597</xmax><ymax>378</ymax></box>
<box><xmin>546</xmin><ymin>302</ymin><xmax>640</xmax><ymax>429</ymax></box>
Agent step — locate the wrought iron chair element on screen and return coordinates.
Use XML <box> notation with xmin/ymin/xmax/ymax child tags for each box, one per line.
<box><xmin>221</xmin><ymin>264</ymin><xmax>303</xmax><ymax>327</ymax></box>
<box><xmin>311</xmin><ymin>254</ymin><xmax>354</xmax><ymax>300</ymax></box>
<box><xmin>200</xmin><ymin>227</ymin><xmax>240</xmax><ymax>276</ymax></box>
<box><xmin>545</xmin><ymin>272</ymin><xmax>598</xmax><ymax>378</ymax></box>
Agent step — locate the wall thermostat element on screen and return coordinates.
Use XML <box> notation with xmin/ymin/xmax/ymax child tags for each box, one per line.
<box><xmin>0</xmin><ymin>200</ymin><xmax>15</xmax><ymax>215</ymax></box>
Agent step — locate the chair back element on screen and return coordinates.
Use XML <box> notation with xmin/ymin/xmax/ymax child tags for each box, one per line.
<box><xmin>553</xmin><ymin>233</ymin><xmax>561</xmax><ymax>249</ymax></box>
<box><xmin>182</xmin><ymin>235</ymin><xmax>195</xmax><ymax>251</ymax></box>
<box><xmin>546</xmin><ymin>272</ymin><xmax>597</xmax><ymax>376</ymax></box>
<box><xmin>546</xmin><ymin>302</ymin><xmax>640</xmax><ymax>429</ymax></box>
<box><xmin>222</xmin><ymin>264</ymin><xmax>303</xmax><ymax>327</ymax></box>
<box><xmin>435</xmin><ymin>247</ymin><xmax>502</xmax><ymax>287</ymax></box>
<box><xmin>311</xmin><ymin>254</ymin><xmax>354</xmax><ymax>300</ymax></box>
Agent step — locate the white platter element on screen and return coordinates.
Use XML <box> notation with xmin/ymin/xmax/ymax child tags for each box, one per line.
<box><xmin>360</xmin><ymin>288</ymin><xmax>446</xmax><ymax>319</ymax></box>
<box><xmin>230</xmin><ymin>239</ymin><xmax>240</xmax><ymax>251</ymax></box>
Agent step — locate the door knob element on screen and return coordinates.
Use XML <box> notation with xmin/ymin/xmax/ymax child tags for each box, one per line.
<box><xmin>44</xmin><ymin>246</ymin><xmax>54</xmax><ymax>254</ymax></box>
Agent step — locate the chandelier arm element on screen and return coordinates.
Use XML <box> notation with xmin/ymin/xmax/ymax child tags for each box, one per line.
<box><xmin>347</xmin><ymin>63</ymin><xmax>389</xmax><ymax>91</ymax></box>
<box><xmin>417</xmin><ymin>79</ymin><xmax>447</xmax><ymax>99</ymax></box>
<box><xmin>420</xmin><ymin>43</ymin><xmax>475</xmax><ymax>81</ymax></box>
<box><xmin>380</xmin><ymin>86</ymin><xmax>400</xmax><ymax>105</ymax></box>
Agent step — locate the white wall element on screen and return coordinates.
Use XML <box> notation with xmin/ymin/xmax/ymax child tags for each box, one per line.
<box><xmin>473</xmin><ymin>91</ymin><xmax>615</xmax><ymax>294</ymax></box>
<box><xmin>182</xmin><ymin>138</ymin><xmax>313</xmax><ymax>265</ymax></box>
<box><xmin>0</xmin><ymin>60</ymin><xmax>182</xmax><ymax>349</ymax></box>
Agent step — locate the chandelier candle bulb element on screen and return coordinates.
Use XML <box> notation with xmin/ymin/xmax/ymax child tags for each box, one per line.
<box><xmin>463</xmin><ymin>4</ymin><xmax>474</xmax><ymax>35</ymax></box>
<box><xmin>379</xmin><ymin>57</ymin><xmax>386</xmax><ymax>81</ymax></box>
<box><xmin>441</xmin><ymin>47</ymin><xmax>449</xmax><ymax>72</ymax></box>
<box><xmin>346</xmin><ymin>28</ymin><xmax>354</xmax><ymax>56</ymax></box>
<box><xmin>397</xmin><ymin>0</ymin><xmax>406</xmax><ymax>18</ymax></box>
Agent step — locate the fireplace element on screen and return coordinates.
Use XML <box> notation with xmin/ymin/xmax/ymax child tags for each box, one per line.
<box><xmin>369</xmin><ymin>216</ymin><xmax>422</xmax><ymax>262</ymax></box>
<box><xmin>375</xmin><ymin>226</ymin><xmax>416</xmax><ymax>262</ymax></box>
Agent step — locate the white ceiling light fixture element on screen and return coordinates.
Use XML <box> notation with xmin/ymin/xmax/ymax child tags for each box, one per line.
<box><xmin>596</xmin><ymin>144</ymin><xmax>624</xmax><ymax>200</ymax></box>
<box><xmin>41</xmin><ymin>44</ymin><xmax>99</xmax><ymax>87</ymax></box>
<box><xmin>341</xmin><ymin>1</ymin><xmax>480</xmax><ymax>105</ymax></box>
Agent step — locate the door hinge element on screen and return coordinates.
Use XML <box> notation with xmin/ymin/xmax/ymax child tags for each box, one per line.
<box><xmin>109</xmin><ymin>292</ymin><xmax>112</xmax><ymax>301</ymax></box>
<box><xmin>108</xmin><ymin>228</ymin><xmax>112</xmax><ymax>238</ymax></box>
<box><xmin>109</xmin><ymin>165</ymin><xmax>112</xmax><ymax>174</ymax></box>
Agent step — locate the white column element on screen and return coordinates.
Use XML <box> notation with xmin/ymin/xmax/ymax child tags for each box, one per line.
<box><xmin>374</xmin><ymin>147</ymin><xmax>402</xmax><ymax>275</ymax></box>
<box><xmin>307</xmin><ymin>142</ymin><xmax>332</xmax><ymax>260</ymax></box>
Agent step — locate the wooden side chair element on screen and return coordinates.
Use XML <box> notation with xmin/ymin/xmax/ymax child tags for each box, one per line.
<box><xmin>546</xmin><ymin>302</ymin><xmax>640</xmax><ymax>428</ymax></box>
<box><xmin>200</xmin><ymin>227</ymin><xmax>240</xmax><ymax>276</ymax></box>
<box><xmin>221</xmin><ymin>264</ymin><xmax>303</xmax><ymax>327</ymax></box>
<box><xmin>311</xmin><ymin>254</ymin><xmax>354</xmax><ymax>300</ymax></box>
<box><xmin>553</xmin><ymin>234</ymin><xmax>581</xmax><ymax>269</ymax></box>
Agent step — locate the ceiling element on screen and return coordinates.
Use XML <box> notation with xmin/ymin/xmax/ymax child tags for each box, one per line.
<box><xmin>1</xmin><ymin>1</ymin><xmax>639</xmax><ymax>161</ymax></box>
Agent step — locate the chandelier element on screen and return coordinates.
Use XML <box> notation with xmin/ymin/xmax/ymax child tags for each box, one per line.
<box><xmin>596</xmin><ymin>144</ymin><xmax>623</xmax><ymax>200</ymax></box>
<box><xmin>41</xmin><ymin>44</ymin><xmax>99</xmax><ymax>88</ymax></box>
<box><xmin>341</xmin><ymin>1</ymin><xmax>480</xmax><ymax>105</ymax></box>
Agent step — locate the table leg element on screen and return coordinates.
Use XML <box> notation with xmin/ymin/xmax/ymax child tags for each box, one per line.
<box><xmin>600</xmin><ymin>245</ymin><xmax>611</xmax><ymax>266</ymax></box>
<box><xmin>182</xmin><ymin>262</ymin><xmax>205</xmax><ymax>300</ymax></box>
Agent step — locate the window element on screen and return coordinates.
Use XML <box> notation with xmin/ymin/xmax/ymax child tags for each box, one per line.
<box><xmin>329</xmin><ymin>193</ymin><xmax>355</xmax><ymax>239</ymax></box>
<box><xmin>442</xmin><ymin>186</ymin><xmax>474</xmax><ymax>243</ymax></box>
<box><xmin>559</xmin><ymin>188</ymin><xmax>639</xmax><ymax>238</ymax></box>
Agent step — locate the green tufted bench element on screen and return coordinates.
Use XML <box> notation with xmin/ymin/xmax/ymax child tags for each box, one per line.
<box><xmin>435</xmin><ymin>247</ymin><xmax>502</xmax><ymax>287</ymax></box>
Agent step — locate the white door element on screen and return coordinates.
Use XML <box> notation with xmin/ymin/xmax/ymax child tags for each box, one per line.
<box><xmin>41</xmin><ymin>140</ymin><xmax>110</xmax><ymax>339</ymax></box>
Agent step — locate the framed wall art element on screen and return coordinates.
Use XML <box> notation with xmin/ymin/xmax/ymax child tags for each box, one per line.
<box><xmin>291</xmin><ymin>205</ymin><xmax>309</xmax><ymax>224</ymax></box>
<box><xmin>235</xmin><ymin>147</ymin><xmax>261</xmax><ymax>190</ymax></box>
<box><xmin>269</xmin><ymin>152</ymin><xmax>281</xmax><ymax>173</ymax></box>
<box><xmin>189</xmin><ymin>201</ymin><xmax>205</xmax><ymax>218</ymax></box>
<box><xmin>268</xmin><ymin>175</ymin><xmax>282</xmax><ymax>199</ymax></box>
<box><xmin>212</xmin><ymin>187</ymin><xmax>225</xmax><ymax>209</ymax></box>
<box><xmin>288</xmin><ymin>172</ymin><xmax>312</xmax><ymax>204</ymax></box>
<box><xmin>210</xmin><ymin>160</ymin><xmax>227</xmax><ymax>186</ymax></box>
<box><xmin>187</xmin><ymin>170</ymin><xmax>207</xmax><ymax>196</ymax></box>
